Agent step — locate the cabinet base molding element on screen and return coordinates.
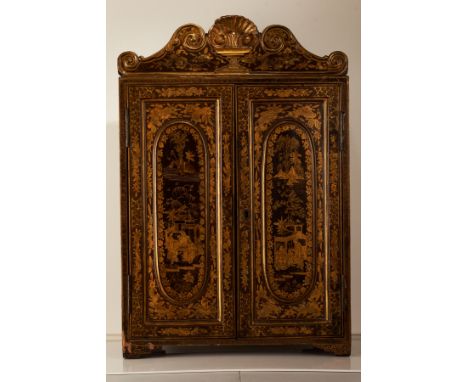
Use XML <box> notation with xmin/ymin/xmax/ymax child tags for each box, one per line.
<box><xmin>122</xmin><ymin>338</ymin><xmax>351</xmax><ymax>358</ymax></box>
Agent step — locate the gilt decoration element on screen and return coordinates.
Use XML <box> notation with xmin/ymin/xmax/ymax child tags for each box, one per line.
<box><xmin>237</xmin><ymin>84</ymin><xmax>345</xmax><ymax>338</ymax></box>
<box><xmin>119</xmin><ymin>17</ymin><xmax>350</xmax><ymax>357</ymax></box>
<box><xmin>118</xmin><ymin>15</ymin><xmax>347</xmax><ymax>74</ymax></box>
<box><xmin>153</xmin><ymin>123</ymin><xmax>209</xmax><ymax>304</ymax></box>
<box><xmin>147</xmin><ymin>101</ymin><xmax>217</xmax><ymax>321</ymax></box>
<box><xmin>263</xmin><ymin>122</ymin><xmax>316</xmax><ymax>304</ymax></box>
<box><xmin>254</xmin><ymin>102</ymin><xmax>326</xmax><ymax>322</ymax></box>
<box><xmin>125</xmin><ymin>85</ymin><xmax>235</xmax><ymax>337</ymax></box>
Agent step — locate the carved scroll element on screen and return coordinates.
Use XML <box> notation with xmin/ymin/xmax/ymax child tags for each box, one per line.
<box><xmin>118</xmin><ymin>15</ymin><xmax>347</xmax><ymax>75</ymax></box>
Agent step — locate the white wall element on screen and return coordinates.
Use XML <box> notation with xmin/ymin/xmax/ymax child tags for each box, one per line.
<box><xmin>107</xmin><ymin>0</ymin><xmax>360</xmax><ymax>335</ymax></box>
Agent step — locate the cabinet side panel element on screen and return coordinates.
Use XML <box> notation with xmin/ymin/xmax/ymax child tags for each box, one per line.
<box><xmin>341</xmin><ymin>79</ymin><xmax>351</xmax><ymax>348</ymax></box>
<box><xmin>119</xmin><ymin>79</ymin><xmax>130</xmax><ymax>350</ymax></box>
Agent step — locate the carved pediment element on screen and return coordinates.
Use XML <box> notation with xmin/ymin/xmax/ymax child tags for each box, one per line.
<box><xmin>118</xmin><ymin>15</ymin><xmax>347</xmax><ymax>75</ymax></box>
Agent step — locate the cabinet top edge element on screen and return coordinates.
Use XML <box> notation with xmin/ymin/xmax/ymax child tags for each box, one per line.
<box><xmin>118</xmin><ymin>73</ymin><xmax>349</xmax><ymax>84</ymax></box>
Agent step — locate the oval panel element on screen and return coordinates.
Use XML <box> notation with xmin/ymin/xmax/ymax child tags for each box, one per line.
<box><xmin>153</xmin><ymin>122</ymin><xmax>209</xmax><ymax>304</ymax></box>
<box><xmin>262</xmin><ymin>121</ymin><xmax>316</xmax><ymax>303</ymax></box>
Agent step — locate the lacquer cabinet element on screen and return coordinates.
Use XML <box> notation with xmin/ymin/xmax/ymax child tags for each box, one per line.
<box><xmin>118</xmin><ymin>16</ymin><xmax>350</xmax><ymax>358</ymax></box>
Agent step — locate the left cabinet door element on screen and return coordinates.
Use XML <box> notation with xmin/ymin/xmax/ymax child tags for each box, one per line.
<box><xmin>120</xmin><ymin>84</ymin><xmax>235</xmax><ymax>357</ymax></box>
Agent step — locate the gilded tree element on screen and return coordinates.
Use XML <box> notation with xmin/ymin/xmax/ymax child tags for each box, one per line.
<box><xmin>272</xmin><ymin>187</ymin><xmax>306</xmax><ymax>232</ymax></box>
<box><xmin>167</xmin><ymin>132</ymin><xmax>195</xmax><ymax>174</ymax></box>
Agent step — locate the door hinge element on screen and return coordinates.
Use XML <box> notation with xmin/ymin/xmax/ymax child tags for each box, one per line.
<box><xmin>339</xmin><ymin>111</ymin><xmax>346</xmax><ymax>152</ymax></box>
<box><xmin>125</xmin><ymin>106</ymin><xmax>130</xmax><ymax>148</ymax></box>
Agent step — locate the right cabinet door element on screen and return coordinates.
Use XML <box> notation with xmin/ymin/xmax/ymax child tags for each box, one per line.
<box><xmin>237</xmin><ymin>83</ymin><xmax>349</xmax><ymax>345</ymax></box>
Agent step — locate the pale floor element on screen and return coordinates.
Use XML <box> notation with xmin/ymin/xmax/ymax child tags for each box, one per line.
<box><xmin>107</xmin><ymin>336</ymin><xmax>361</xmax><ymax>381</ymax></box>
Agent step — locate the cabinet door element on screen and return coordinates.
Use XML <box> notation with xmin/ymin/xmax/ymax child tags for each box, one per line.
<box><xmin>236</xmin><ymin>84</ymin><xmax>350</xmax><ymax>346</ymax></box>
<box><xmin>121</xmin><ymin>84</ymin><xmax>235</xmax><ymax>353</ymax></box>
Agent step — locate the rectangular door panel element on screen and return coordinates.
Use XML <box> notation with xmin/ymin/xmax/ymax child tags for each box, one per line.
<box><xmin>237</xmin><ymin>84</ymin><xmax>347</xmax><ymax>339</ymax></box>
<box><xmin>123</xmin><ymin>84</ymin><xmax>235</xmax><ymax>345</ymax></box>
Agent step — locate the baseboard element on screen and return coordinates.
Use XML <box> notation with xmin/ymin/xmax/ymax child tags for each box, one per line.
<box><xmin>107</xmin><ymin>333</ymin><xmax>121</xmax><ymax>341</ymax></box>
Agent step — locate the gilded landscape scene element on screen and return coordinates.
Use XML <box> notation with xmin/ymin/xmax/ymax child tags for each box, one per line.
<box><xmin>268</xmin><ymin>128</ymin><xmax>313</xmax><ymax>294</ymax></box>
<box><xmin>159</xmin><ymin>126</ymin><xmax>207</xmax><ymax>296</ymax></box>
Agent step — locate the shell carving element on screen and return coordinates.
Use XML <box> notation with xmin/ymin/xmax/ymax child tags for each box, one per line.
<box><xmin>208</xmin><ymin>15</ymin><xmax>259</xmax><ymax>55</ymax></box>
